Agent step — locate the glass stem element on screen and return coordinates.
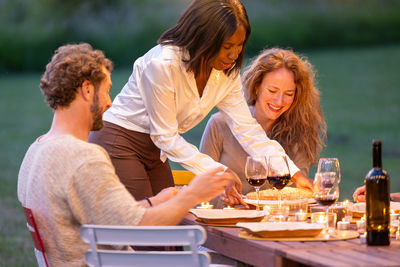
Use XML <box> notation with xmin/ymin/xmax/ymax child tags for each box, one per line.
<box><xmin>278</xmin><ymin>190</ymin><xmax>282</xmax><ymax>211</ymax></box>
<box><xmin>256</xmin><ymin>187</ymin><xmax>260</xmax><ymax>211</ymax></box>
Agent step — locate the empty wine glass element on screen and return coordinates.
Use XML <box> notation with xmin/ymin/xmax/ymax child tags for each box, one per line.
<box><xmin>318</xmin><ymin>158</ymin><xmax>341</xmax><ymax>182</ymax></box>
<box><xmin>245</xmin><ymin>156</ymin><xmax>267</xmax><ymax>211</ymax></box>
<box><xmin>266</xmin><ymin>155</ymin><xmax>291</xmax><ymax>219</ymax></box>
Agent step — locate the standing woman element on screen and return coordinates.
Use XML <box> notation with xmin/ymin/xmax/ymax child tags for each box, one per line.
<box><xmin>89</xmin><ymin>0</ymin><xmax>303</xmax><ymax>204</ymax></box>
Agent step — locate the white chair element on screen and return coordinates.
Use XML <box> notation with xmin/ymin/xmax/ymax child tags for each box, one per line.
<box><xmin>80</xmin><ymin>224</ymin><xmax>233</xmax><ymax>267</ymax></box>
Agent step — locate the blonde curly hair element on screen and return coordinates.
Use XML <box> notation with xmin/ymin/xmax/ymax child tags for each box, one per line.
<box><xmin>243</xmin><ymin>48</ymin><xmax>326</xmax><ymax>174</ymax></box>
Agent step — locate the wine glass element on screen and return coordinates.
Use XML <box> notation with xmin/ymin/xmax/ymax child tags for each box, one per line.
<box><xmin>245</xmin><ymin>156</ymin><xmax>267</xmax><ymax>211</ymax></box>
<box><xmin>266</xmin><ymin>155</ymin><xmax>291</xmax><ymax>217</ymax></box>
<box><xmin>313</xmin><ymin>172</ymin><xmax>340</xmax><ymax>210</ymax></box>
<box><xmin>317</xmin><ymin>158</ymin><xmax>341</xmax><ymax>182</ymax></box>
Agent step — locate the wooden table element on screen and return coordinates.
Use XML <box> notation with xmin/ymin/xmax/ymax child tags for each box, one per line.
<box><xmin>181</xmin><ymin>214</ymin><xmax>400</xmax><ymax>267</ymax></box>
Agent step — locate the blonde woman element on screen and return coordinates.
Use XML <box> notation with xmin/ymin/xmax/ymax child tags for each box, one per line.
<box><xmin>200</xmin><ymin>48</ymin><xmax>326</xmax><ymax>194</ymax></box>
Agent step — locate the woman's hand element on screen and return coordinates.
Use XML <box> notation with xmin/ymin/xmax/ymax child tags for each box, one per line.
<box><xmin>220</xmin><ymin>168</ymin><xmax>249</xmax><ymax>208</ymax></box>
<box><xmin>291</xmin><ymin>171</ymin><xmax>313</xmax><ymax>191</ymax></box>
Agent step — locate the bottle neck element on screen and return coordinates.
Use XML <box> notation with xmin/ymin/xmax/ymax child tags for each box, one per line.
<box><xmin>372</xmin><ymin>143</ymin><xmax>382</xmax><ymax>168</ymax></box>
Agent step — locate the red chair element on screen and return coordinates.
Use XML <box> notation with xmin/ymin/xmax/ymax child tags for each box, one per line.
<box><xmin>23</xmin><ymin>207</ymin><xmax>50</xmax><ymax>267</ymax></box>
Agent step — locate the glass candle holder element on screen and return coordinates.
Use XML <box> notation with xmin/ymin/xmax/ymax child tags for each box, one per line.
<box><xmin>265</xmin><ymin>201</ymin><xmax>290</xmax><ymax>222</ymax></box>
<box><xmin>286</xmin><ymin>198</ymin><xmax>309</xmax><ymax>215</ymax></box>
<box><xmin>328</xmin><ymin>203</ymin><xmax>346</xmax><ymax>222</ymax></box>
<box><xmin>342</xmin><ymin>199</ymin><xmax>353</xmax><ymax>217</ymax></box>
<box><xmin>311</xmin><ymin>212</ymin><xmax>337</xmax><ymax>234</ymax></box>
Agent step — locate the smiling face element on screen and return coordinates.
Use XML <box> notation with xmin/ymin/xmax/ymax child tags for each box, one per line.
<box><xmin>211</xmin><ymin>25</ymin><xmax>246</xmax><ymax>71</ymax></box>
<box><xmin>254</xmin><ymin>67</ymin><xmax>296</xmax><ymax>130</ymax></box>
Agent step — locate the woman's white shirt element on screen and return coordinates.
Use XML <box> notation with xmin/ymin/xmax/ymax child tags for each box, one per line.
<box><xmin>103</xmin><ymin>44</ymin><xmax>299</xmax><ymax>175</ymax></box>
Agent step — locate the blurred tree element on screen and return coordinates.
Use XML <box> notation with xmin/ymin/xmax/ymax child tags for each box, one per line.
<box><xmin>1</xmin><ymin>0</ymin><xmax>399</xmax><ymax>72</ymax></box>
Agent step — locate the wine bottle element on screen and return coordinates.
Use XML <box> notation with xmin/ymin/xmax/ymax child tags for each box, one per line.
<box><xmin>365</xmin><ymin>140</ymin><xmax>390</xmax><ymax>246</ymax></box>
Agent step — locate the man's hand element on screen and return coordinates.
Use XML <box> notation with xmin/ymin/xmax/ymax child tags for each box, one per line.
<box><xmin>186</xmin><ymin>167</ymin><xmax>233</xmax><ymax>204</ymax></box>
<box><xmin>353</xmin><ymin>185</ymin><xmax>366</xmax><ymax>202</ymax></box>
<box><xmin>390</xmin><ymin>193</ymin><xmax>400</xmax><ymax>202</ymax></box>
<box><xmin>353</xmin><ymin>185</ymin><xmax>400</xmax><ymax>202</ymax></box>
<box><xmin>151</xmin><ymin>187</ymin><xmax>181</xmax><ymax>206</ymax></box>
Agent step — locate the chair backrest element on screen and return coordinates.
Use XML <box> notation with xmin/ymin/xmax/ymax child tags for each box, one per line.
<box><xmin>80</xmin><ymin>224</ymin><xmax>211</xmax><ymax>267</ymax></box>
<box><xmin>172</xmin><ymin>170</ymin><xmax>195</xmax><ymax>186</ymax></box>
<box><xmin>22</xmin><ymin>206</ymin><xmax>50</xmax><ymax>267</ymax></box>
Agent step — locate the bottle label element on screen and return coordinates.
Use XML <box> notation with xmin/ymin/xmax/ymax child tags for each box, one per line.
<box><xmin>369</xmin><ymin>175</ymin><xmax>387</xmax><ymax>181</ymax></box>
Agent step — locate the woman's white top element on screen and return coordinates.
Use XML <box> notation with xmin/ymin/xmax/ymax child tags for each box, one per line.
<box><xmin>103</xmin><ymin>44</ymin><xmax>299</xmax><ymax>175</ymax></box>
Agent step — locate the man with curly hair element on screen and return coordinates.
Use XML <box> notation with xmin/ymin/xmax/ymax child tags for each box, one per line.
<box><xmin>17</xmin><ymin>43</ymin><xmax>234</xmax><ymax>266</ymax></box>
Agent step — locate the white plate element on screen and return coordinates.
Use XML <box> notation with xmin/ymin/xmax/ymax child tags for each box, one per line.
<box><xmin>243</xmin><ymin>198</ymin><xmax>315</xmax><ymax>206</ymax></box>
<box><xmin>190</xmin><ymin>209</ymin><xmax>264</xmax><ymax>220</ymax></box>
<box><xmin>236</xmin><ymin>222</ymin><xmax>323</xmax><ymax>238</ymax></box>
<box><xmin>350</xmin><ymin>201</ymin><xmax>400</xmax><ymax>214</ymax></box>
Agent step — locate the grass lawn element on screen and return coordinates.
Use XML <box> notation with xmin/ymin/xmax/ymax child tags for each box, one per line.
<box><xmin>1</xmin><ymin>44</ymin><xmax>399</xmax><ymax>265</ymax></box>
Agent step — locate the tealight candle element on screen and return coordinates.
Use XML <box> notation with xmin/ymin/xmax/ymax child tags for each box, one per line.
<box><xmin>396</xmin><ymin>228</ymin><xmax>400</xmax><ymax>240</ymax></box>
<box><xmin>316</xmin><ymin>214</ymin><xmax>328</xmax><ymax>225</ymax></box>
<box><xmin>223</xmin><ymin>205</ymin><xmax>234</xmax><ymax>210</ymax></box>
<box><xmin>342</xmin><ymin>216</ymin><xmax>352</xmax><ymax>223</ymax></box>
<box><xmin>315</xmin><ymin>215</ymin><xmax>328</xmax><ymax>227</ymax></box>
<box><xmin>295</xmin><ymin>209</ymin><xmax>307</xmax><ymax>221</ymax></box>
<box><xmin>337</xmin><ymin>220</ymin><xmax>350</xmax><ymax>230</ymax></box>
<box><xmin>360</xmin><ymin>232</ymin><xmax>367</xmax><ymax>244</ymax></box>
<box><xmin>390</xmin><ymin>210</ymin><xmax>399</xmax><ymax>224</ymax></box>
<box><xmin>315</xmin><ymin>215</ymin><xmax>328</xmax><ymax>234</ymax></box>
<box><xmin>197</xmin><ymin>202</ymin><xmax>214</xmax><ymax>209</ymax></box>
<box><xmin>356</xmin><ymin>219</ymin><xmax>366</xmax><ymax>234</ymax></box>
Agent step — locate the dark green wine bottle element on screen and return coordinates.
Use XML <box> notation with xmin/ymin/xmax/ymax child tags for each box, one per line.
<box><xmin>365</xmin><ymin>140</ymin><xmax>390</xmax><ymax>246</ymax></box>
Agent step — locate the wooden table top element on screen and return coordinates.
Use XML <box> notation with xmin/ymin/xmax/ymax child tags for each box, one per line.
<box><xmin>182</xmin><ymin>214</ymin><xmax>400</xmax><ymax>267</ymax></box>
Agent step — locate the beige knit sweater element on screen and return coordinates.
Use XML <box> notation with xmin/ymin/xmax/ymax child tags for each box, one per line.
<box><xmin>18</xmin><ymin>135</ymin><xmax>145</xmax><ymax>266</ymax></box>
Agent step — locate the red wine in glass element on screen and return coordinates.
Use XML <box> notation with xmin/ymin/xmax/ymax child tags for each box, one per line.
<box><xmin>266</xmin><ymin>155</ymin><xmax>291</xmax><ymax>221</ymax></box>
<box><xmin>267</xmin><ymin>174</ymin><xmax>291</xmax><ymax>190</ymax></box>
<box><xmin>247</xmin><ymin>176</ymin><xmax>267</xmax><ymax>187</ymax></box>
<box><xmin>245</xmin><ymin>156</ymin><xmax>267</xmax><ymax>211</ymax></box>
<box><xmin>314</xmin><ymin>195</ymin><xmax>338</xmax><ymax>206</ymax></box>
